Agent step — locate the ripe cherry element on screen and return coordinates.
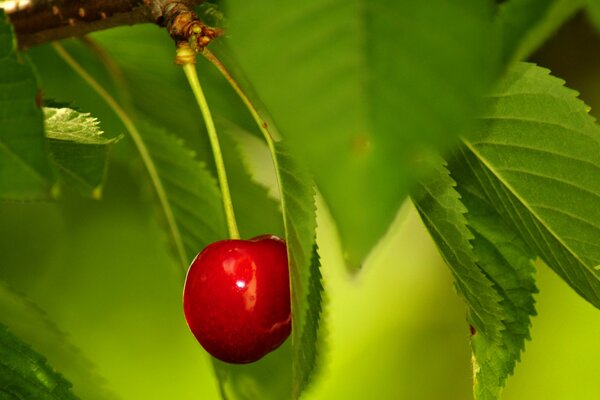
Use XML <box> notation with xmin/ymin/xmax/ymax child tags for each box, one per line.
<box><xmin>183</xmin><ymin>234</ymin><xmax>291</xmax><ymax>364</ymax></box>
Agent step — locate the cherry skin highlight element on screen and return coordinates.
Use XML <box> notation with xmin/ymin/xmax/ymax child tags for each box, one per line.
<box><xmin>183</xmin><ymin>235</ymin><xmax>291</xmax><ymax>364</ymax></box>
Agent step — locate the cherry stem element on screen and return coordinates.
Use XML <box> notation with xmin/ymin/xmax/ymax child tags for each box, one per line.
<box><xmin>179</xmin><ymin>48</ymin><xmax>240</xmax><ymax>240</ymax></box>
<box><xmin>201</xmin><ymin>49</ymin><xmax>282</xmax><ymax>184</ymax></box>
<box><xmin>53</xmin><ymin>41</ymin><xmax>189</xmax><ymax>280</ymax></box>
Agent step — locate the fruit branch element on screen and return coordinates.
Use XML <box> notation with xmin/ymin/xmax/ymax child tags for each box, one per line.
<box><xmin>1</xmin><ymin>0</ymin><xmax>220</xmax><ymax>49</ymax></box>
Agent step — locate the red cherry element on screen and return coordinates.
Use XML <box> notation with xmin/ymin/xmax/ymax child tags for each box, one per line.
<box><xmin>183</xmin><ymin>234</ymin><xmax>291</xmax><ymax>364</ymax></box>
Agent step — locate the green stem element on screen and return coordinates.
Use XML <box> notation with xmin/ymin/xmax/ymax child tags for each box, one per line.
<box><xmin>181</xmin><ymin>60</ymin><xmax>240</xmax><ymax>240</ymax></box>
<box><xmin>201</xmin><ymin>49</ymin><xmax>280</xmax><ymax>156</ymax></box>
<box><xmin>52</xmin><ymin>42</ymin><xmax>189</xmax><ymax>279</ymax></box>
<box><xmin>200</xmin><ymin>50</ymin><xmax>288</xmax><ymax>247</ymax></box>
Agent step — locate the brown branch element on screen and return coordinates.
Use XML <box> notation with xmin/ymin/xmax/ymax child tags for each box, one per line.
<box><xmin>1</xmin><ymin>0</ymin><xmax>219</xmax><ymax>49</ymax></box>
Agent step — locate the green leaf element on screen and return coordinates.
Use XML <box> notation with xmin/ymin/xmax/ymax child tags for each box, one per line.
<box><xmin>272</xmin><ymin>142</ymin><xmax>321</xmax><ymax>397</ymax></box>
<box><xmin>449</xmin><ymin>159</ymin><xmax>537</xmax><ymax>400</ymax></box>
<box><xmin>411</xmin><ymin>162</ymin><xmax>505</xmax><ymax>341</ymax></box>
<box><xmin>140</xmin><ymin>122</ymin><xmax>227</xmax><ymax>270</ymax></box>
<box><xmin>0</xmin><ymin>322</ymin><xmax>78</xmax><ymax>400</ymax></box>
<box><xmin>496</xmin><ymin>0</ymin><xmax>585</xmax><ymax>65</ymax></box>
<box><xmin>0</xmin><ymin>10</ymin><xmax>57</xmax><ymax>200</ymax></box>
<box><xmin>457</xmin><ymin>62</ymin><xmax>600</xmax><ymax>309</ymax></box>
<box><xmin>224</xmin><ymin>0</ymin><xmax>499</xmax><ymax>266</ymax></box>
<box><xmin>44</xmin><ymin>107</ymin><xmax>119</xmax><ymax>198</ymax></box>
<box><xmin>0</xmin><ymin>282</ymin><xmax>117</xmax><ymax>400</ymax></box>
<box><xmin>295</xmin><ymin>243</ymin><xmax>325</xmax><ymax>395</ymax></box>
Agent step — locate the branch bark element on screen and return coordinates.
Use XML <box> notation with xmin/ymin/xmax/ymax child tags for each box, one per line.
<box><xmin>1</xmin><ymin>0</ymin><xmax>213</xmax><ymax>49</ymax></box>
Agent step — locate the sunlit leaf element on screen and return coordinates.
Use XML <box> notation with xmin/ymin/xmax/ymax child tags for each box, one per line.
<box><xmin>224</xmin><ymin>0</ymin><xmax>499</xmax><ymax>267</ymax></box>
<box><xmin>44</xmin><ymin>107</ymin><xmax>119</xmax><ymax>198</ymax></box>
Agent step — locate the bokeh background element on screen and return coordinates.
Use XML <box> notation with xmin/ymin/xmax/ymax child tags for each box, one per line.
<box><xmin>1</xmin><ymin>7</ymin><xmax>600</xmax><ymax>400</ymax></box>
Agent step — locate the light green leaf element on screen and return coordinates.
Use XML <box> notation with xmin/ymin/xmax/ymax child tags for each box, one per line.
<box><xmin>449</xmin><ymin>158</ymin><xmax>537</xmax><ymax>400</ymax></box>
<box><xmin>224</xmin><ymin>0</ymin><xmax>499</xmax><ymax>266</ymax></box>
<box><xmin>0</xmin><ymin>10</ymin><xmax>57</xmax><ymax>200</ymax></box>
<box><xmin>0</xmin><ymin>322</ymin><xmax>78</xmax><ymax>400</ymax></box>
<box><xmin>140</xmin><ymin>122</ymin><xmax>226</xmax><ymax>269</ymax></box>
<box><xmin>457</xmin><ymin>62</ymin><xmax>600</xmax><ymax>309</ymax></box>
<box><xmin>44</xmin><ymin>107</ymin><xmax>119</xmax><ymax>198</ymax></box>
<box><xmin>412</xmin><ymin>162</ymin><xmax>505</xmax><ymax>342</ymax></box>
<box><xmin>0</xmin><ymin>282</ymin><xmax>117</xmax><ymax>400</ymax></box>
<box><xmin>496</xmin><ymin>0</ymin><xmax>585</xmax><ymax>65</ymax></box>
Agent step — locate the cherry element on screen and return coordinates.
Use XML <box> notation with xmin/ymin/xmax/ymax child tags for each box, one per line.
<box><xmin>183</xmin><ymin>234</ymin><xmax>291</xmax><ymax>364</ymax></box>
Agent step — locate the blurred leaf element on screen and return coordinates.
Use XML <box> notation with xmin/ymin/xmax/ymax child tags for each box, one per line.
<box><xmin>0</xmin><ymin>282</ymin><xmax>118</xmax><ymax>400</ymax></box>
<box><xmin>140</xmin><ymin>122</ymin><xmax>227</xmax><ymax>271</ymax></box>
<box><xmin>224</xmin><ymin>0</ymin><xmax>499</xmax><ymax>267</ymax></box>
<box><xmin>496</xmin><ymin>0</ymin><xmax>585</xmax><ymax>64</ymax></box>
<box><xmin>449</xmin><ymin>159</ymin><xmax>538</xmax><ymax>400</ymax></box>
<box><xmin>412</xmin><ymin>162</ymin><xmax>505</xmax><ymax>341</ymax></box>
<box><xmin>44</xmin><ymin>107</ymin><xmax>119</xmax><ymax>198</ymax></box>
<box><xmin>586</xmin><ymin>0</ymin><xmax>600</xmax><ymax>31</ymax></box>
<box><xmin>0</xmin><ymin>10</ymin><xmax>56</xmax><ymax>200</ymax></box>
<box><xmin>456</xmin><ymin>62</ymin><xmax>600</xmax><ymax>309</ymax></box>
<box><xmin>0</xmin><ymin>322</ymin><xmax>78</xmax><ymax>400</ymax></box>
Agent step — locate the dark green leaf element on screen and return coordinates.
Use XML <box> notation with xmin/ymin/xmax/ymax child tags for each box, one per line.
<box><xmin>412</xmin><ymin>162</ymin><xmax>505</xmax><ymax>342</ymax></box>
<box><xmin>0</xmin><ymin>10</ymin><xmax>57</xmax><ymax>200</ymax></box>
<box><xmin>0</xmin><ymin>323</ymin><xmax>78</xmax><ymax>400</ymax></box>
<box><xmin>457</xmin><ymin>62</ymin><xmax>600</xmax><ymax>309</ymax></box>
<box><xmin>449</xmin><ymin>158</ymin><xmax>537</xmax><ymax>400</ymax></box>
<box><xmin>44</xmin><ymin>107</ymin><xmax>119</xmax><ymax>198</ymax></box>
<box><xmin>224</xmin><ymin>0</ymin><xmax>499</xmax><ymax>266</ymax></box>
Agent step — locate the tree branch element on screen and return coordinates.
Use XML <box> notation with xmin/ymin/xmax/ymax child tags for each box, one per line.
<box><xmin>1</xmin><ymin>0</ymin><xmax>217</xmax><ymax>49</ymax></box>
